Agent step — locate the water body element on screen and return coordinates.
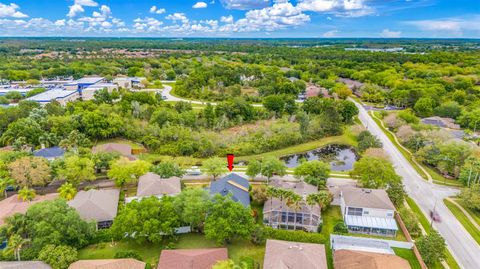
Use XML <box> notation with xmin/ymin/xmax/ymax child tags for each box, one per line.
<box><xmin>281</xmin><ymin>144</ymin><xmax>357</xmax><ymax>171</ymax></box>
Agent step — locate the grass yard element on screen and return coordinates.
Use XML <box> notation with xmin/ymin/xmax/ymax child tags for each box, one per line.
<box><xmin>456</xmin><ymin>199</ymin><xmax>480</xmax><ymax>227</ymax></box>
<box><xmin>393</xmin><ymin>247</ymin><xmax>422</xmax><ymax>269</ymax></box>
<box><xmin>78</xmin><ymin>233</ymin><xmax>265</xmax><ymax>268</ymax></box>
<box><xmin>443</xmin><ymin>199</ymin><xmax>480</xmax><ymax>245</ymax></box>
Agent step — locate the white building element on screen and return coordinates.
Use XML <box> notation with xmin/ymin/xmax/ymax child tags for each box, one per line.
<box><xmin>113</xmin><ymin>76</ymin><xmax>145</xmax><ymax>89</ymax></box>
<box><xmin>340</xmin><ymin>188</ymin><xmax>398</xmax><ymax>237</ymax></box>
<box><xmin>82</xmin><ymin>83</ymin><xmax>118</xmax><ymax>100</ymax></box>
<box><xmin>26</xmin><ymin>88</ymin><xmax>79</xmax><ymax>106</ymax></box>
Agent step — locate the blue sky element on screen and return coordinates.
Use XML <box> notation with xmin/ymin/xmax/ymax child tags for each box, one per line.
<box><xmin>0</xmin><ymin>0</ymin><xmax>479</xmax><ymax>38</ymax></box>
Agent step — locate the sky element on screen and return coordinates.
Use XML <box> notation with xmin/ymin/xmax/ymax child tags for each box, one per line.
<box><xmin>0</xmin><ymin>0</ymin><xmax>479</xmax><ymax>38</ymax></box>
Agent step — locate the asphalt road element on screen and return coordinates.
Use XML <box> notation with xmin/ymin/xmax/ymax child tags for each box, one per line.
<box><xmin>352</xmin><ymin>99</ymin><xmax>479</xmax><ymax>269</ymax></box>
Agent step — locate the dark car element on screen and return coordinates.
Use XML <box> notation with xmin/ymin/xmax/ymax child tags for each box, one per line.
<box><xmin>430</xmin><ymin>210</ymin><xmax>441</xmax><ymax>222</ymax></box>
<box><xmin>5</xmin><ymin>185</ymin><xmax>19</xmax><ymax>192</ymax></box>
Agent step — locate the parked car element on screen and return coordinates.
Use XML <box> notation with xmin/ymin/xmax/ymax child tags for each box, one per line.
<box><xmin>185</xmin><ymin>166</ymin><xmax>202</xmax><ymax>176</ymax></box>
<box><xmin>430</xmin><ymin>210</ymin><xmax>441</xmax><ymax>222</ymax></box>
<box><xmin>5</xmin><ymin>185</ymin><xmax>18</xmax><ymax>192</ymax></box>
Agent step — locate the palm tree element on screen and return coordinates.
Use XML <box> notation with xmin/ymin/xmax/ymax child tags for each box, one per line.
<box><xmin>6</xmin><ymin>234</ymin><xmax>30</xmax><ymax>261</ymax></box>
<box><xmin>286</xmin><ymin>193</ymin><xmax>301</xmax><ymax>230</ymax></box>
<box><xmin>311</xmin><ymin>191</ymin><xmax>332</xmax><ymax>211</ymax></box>
<box><xmin>306</xmin><ymin>194</ymin><xmax>317</xmax><ymax>228</ymax></box>
<box><xmin>58</xmin><ymin>183</ymin><xmax>77</xmax><ymax>201</ymax></box>
<box><xmin>0</xmin><ymin>177</ymin><xmax>14</xmax><ymax>198</ymax></box>
<box><xmin>265</xmin><ymin>186</ymin><xmax>276</xmax><ymax>225</ymax></box>
<box><xmin>18</xmin><ymin>187</ymin><xmax>36</xmax><ymax>202</ymax></box>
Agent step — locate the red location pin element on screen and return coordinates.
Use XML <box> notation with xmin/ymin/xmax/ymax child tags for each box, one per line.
<box><xmin>227</xmin><ymin>154</ymin><xmax>234</xmax><ymax>172</ymax></box>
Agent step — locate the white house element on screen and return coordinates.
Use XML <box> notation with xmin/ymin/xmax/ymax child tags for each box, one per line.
<box><xmin>340</xmin><ymin>188</ymin><xmax>398</xmax><ymax>237</ymax></box>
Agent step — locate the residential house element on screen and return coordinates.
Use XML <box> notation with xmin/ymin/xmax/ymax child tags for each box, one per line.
<box><xmin>92</xmin><ymin>143</ymin><xmax>136</xmax><ymax>160</ymax></box>
<box><xmin>0</xmin><ymin>193</ymin><xmax>58</xmax><ymax>225</ymax></box>
<box><xmin>340</xmin><ymin>188</ymin><xmax>398</xmax><ymax>237</ymax></box>
<box><xmin>209</xmin><ymin>173</ymin><xmax>250</xmax><ymax>207</ymax></box>
<box><xmin>125</xmin><ymin>172</ymin><xmax>181</xmax><ymax>203</ymax></box>
<box><xmin>68</xmin><ymin>189</ymin><xmax>120</xmax><ymax>229</ymax></box>
<box><xmin>33</xmin><ymin>146</ymin><xmax>65</xmax><ymax>161</ymax></box>
<box><xmin>334</xmin><ymin>249</ymin><xmax>411</xmax><ymax>269</ymax></box>
<box><xmin>263</xmin><ymin>180</ymin><xmax>321</xmax><ymax>232</ymax></box>
<box><xmin>263</xmin><ymin>239</ymin><xmax>328</xmax><ymax>269</ymax></box>
<box><xmin>69</xmin><ymin>259</ymin><xmax>145</xmax><ymax>269</ymax></box>
<box><xmin>0</xmin><ymin>261</ymin><xmax>52</xmax><ymax>269</ymax></box>
<box><xmin>157</xmin><ymin>248</ymin><xmax>228</xmax><ymax>269</ymax></box>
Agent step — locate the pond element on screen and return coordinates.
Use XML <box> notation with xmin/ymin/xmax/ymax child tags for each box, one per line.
<box><xmin>280</xmin><ymin>144</ymin><xmax>357</xmax><ymax>171</ymax></box>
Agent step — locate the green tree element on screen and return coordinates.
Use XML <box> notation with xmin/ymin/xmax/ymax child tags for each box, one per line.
<box><xmin>350</xmin><ymin>157</ymin><xmax>401</xmax><ymax>188</ymax></box>
<box><xmin>58</xmin><ymin>155</ymin><xmax>95</xmax><ymax>186</ymax></box>
<box><xmin>38</xmin><ymin>245</ymin><xmax>78</xmax><ymax>269</ymax></box>
<box><xmin>307</xmin><ymin>191</ymin><xmax>332</xmax><ymax>212</ymax></box>
<box><xmin>202</xmin><ymin>158</ymin><xmax>227</xmax><ymax>180</ymax></box>
<box><xmin>8</xmin><ymin>156</ymin><xmax>51</xmax><ymax>187</ymax></box>
<box><xmin>386</xmin><ymin>182</ymin><xmax>405</xmax><ymax>208</ymax></box>
<box><xmin>246</xmin><ymin>160</ymin><xmax>261</xmax><ymax>179</ymax></box>
<box><xmin>18</xmin><ymin>186</ymin><xmax>36</xmax><ymax>202</ymax></box>
<box><xmin>357</xmin><ymin>130</ymin><xmax>382</xmax><ymax>152</ymax></box>
<box><xmin>338</xmin><ymin>100</ymin><xmax>359</xmax><ymax>123</ymax></box>
<box><xmin>294</xmin><ymin>160</ymin><xmax>330</xmax><ymax>188</ymax></box>
<box><xmin>398</xmin><ymin>207</ymin><xmax>421</xmax><ymax>238</ymax></box>
<box><xmin>5</xmin><ymin>234</ymin><xmax>29</xmax><ymax>261</ymax></box>
<box><xmin>459</xmin><ymin>184</ymin><xmax>480</xmax><ymax>212</ymax></box>
<box><xmin>151</xmin><ymin>161</ymin><xmax>184</xmax><ymax>178</ymax></box>
<box><xmin>174</xmin><ymin>188</ymin><xmax>210</xmax><ymax>232</ymax></box>
<box><xmin>261</xmin><ymin>157</ymin><xmax>286</xmax><ymax>184</ymax></box>
<box><xmin>263</xmin><ymin>95</ymin><xmax>285</xmax><ymax>117</ymax></box>
<box><xmin>204</xmin><ymin>194</ymin><xmax>255</xmax><ymax>244</ymax></box>
<box><xmin>57</xmin><ymin>183</ymin><xmax>77</xmax><ymax>201</ymax></box>
<box><xmin>111</xmin><ymin>196</ymin><xmax>180</xmax><ymax>244</ymax></box>
<box><xmin>0</xmin><ymin>177</ymin><xmax>15</xmax><ymax>198</ymax></box>
<box><xmin>414</xmin><ymin>97</ymin><xmax>435</xmax><ymax>117</ymax></box>
<box><xmin>417</xmin><ymin>231</ymin><xmax>446</xmax><ymax>265</ymax></box>
<box><xmin>108</xmin><ymin>158</ymin><xmax>151</xmax><ymax>188</ymax></box>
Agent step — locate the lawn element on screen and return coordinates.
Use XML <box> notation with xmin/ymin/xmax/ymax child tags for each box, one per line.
<box><xmin>321</xmin><ymin>205</ymin><xmax>344</xmax><ymax>269</ymax></box>
<box><xmin>393</xmin><ymin>247</ymin><xmax>422</xmax><ymax>269</ymax></box>
<box><xmin>443</xmin><ymin>199</ymin><xmax>480</xmax><ymax>245</ymax></box>
<box><xmin>456</xmin><ymin>199</ymin><xmax>480</xmax><ymax>227</ymax></box>
<box><xmin>78</xmin><ymin>233</ymin><xmax>265</xmax><ymax>268</ymax></box>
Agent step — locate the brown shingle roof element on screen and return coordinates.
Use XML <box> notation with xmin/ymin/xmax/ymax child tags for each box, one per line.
<box><xmin>68</xmin><ymin>189</ymin><xmax>120</xmax><ymax>222</ymax></box>
<box><xmin>263</xmin><ymin>239</ymin><xmax>327</xmax><ymax>269</ymax></box>
<box><xmin>0</xmin><ymin>193</ymin><xmax>58</xmax><ymax>225</ymax></box>
<box><xmin>263</xmin><ymin>180</ymin><xmax>320</xmax><ymax>216</ymax></box>
<box><xmin>137</xmin><ymin>172</ymin><xmax>181</xmax><ymax>197</ymax></box>
<box><xmin>157</xmin><ymin>248</ymin><xmax>228</xmax><ymax>269</ymax></box>
<box><xmin>334</xmin><ymin>249</ymin><xmax>411</xmax><ymax>269</ymax></box>
<box><xmin>0</xmin><ymin>261</ymin><xmax>52</xmax><ymax>269</ymax></box>
<box><xmin>92</xmin><ymin>143</ymin><xmax>136</xmax><ymax>160</ymax></box>
<box><xmin>69</xmin><ymin>259</ymin><xmax>145</xmax><ymax>269</ymax></box>
<box><xmin>342</xmin><ymin>188</ymin><xmax>395</xmax><ymax>210</ymax></box>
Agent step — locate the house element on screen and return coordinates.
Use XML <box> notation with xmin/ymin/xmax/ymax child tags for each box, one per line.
<box><xmin>0</xmin><ymin>193</ymin><xmax>58</xmax><ymax>225</ymax></box>
<box><xmin>0</xmin><ymin>261</ymin><xmax>52</xmax><ymax>269</ymax></box>
<box><xmin>92</xmin><ymin>143</ymin><xmax>136</xmax><ymax>160</ymax></box>
<box><xmin>209</xmin><ymin>173</ymin><xmax>250</xmax><ymax>207</ymax></box>
<box><xmin>125</xmin><ymin>172</ymin><xmax>181</xmax><ymax>203</ymax></box>
<box><xmin>33</xmin><ymin>146</ymin><xmax>65</xmax><ymax>160</ymax></box>
<box><xmin>68</xmin><ymin>189</ymin><xmax>120</xmax><ymax>229</ymax></box>
<box><xmin>263</xmin><ymin>239</ymin><xmax>327</xmax><ymax>269</ymax></box>
<box><xmin>263</xmin><ymin>180</ymin><xmax>321</xmax><ymax>232</ymax></box>
<box><xmin>157</xmin><ymin>248</ymin><xmax>228</xmax><ymax>269</ymax></box>
<box><xmin>340</xmin><ymin>188</ymin><xmax>398</xmax><ymax>237</ymax></box>
<box><xmin>26</xmin><ymin>88</ymin><xmax>79</xmax><ymax>106</ymax></box>
<box><xmin>334</xmin><ymin>249</ymin><xmax>411</xmax><ymax>269</ymax></box>
<box><xmin>69</xmin><ymin>259</ymin><xmax>145</xmax><ymax>269</ymax></box>
<box><xmin>81</xmin><ymin>83</ymin><xmax>118</xmax><ymax>101</ymax></box>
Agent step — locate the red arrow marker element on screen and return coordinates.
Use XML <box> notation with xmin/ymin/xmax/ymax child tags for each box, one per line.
<box><xmin>227</xmin><ymin>154</ymin><xmax>234</xmax><ymax>172</ymax></box>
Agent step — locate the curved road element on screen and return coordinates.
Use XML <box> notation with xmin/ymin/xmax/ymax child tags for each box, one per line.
<box><xmin>353</xmin><ymin>98</ymin><xmax>479</xmax><ymax>269</ymax></box>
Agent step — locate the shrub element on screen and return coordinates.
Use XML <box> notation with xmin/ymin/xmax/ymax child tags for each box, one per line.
<box><xmin>91</xmin><ymin>228</ymin><xmax>113</xmax><ymax>244</ymax></box>
<box><xmin>263</xmin><ymin>227</ymin><xmax>327</xmax><ymax>244</ymax></box>
<box><xmin>397</xmin><ymin>110</ymin><xmax>419</xmax><ymax>124</ymax></box>
<box><xmin>114</xmin><ymin>250</ymin><xmax>143</xmax><ymax>261</ymax></box>
<box><xmin>398</xmin><ymin>207</ymin><xmax>421</xmax><ymax>238</ymax></box>
<box><xmin>333</xmin><ymin>222</ymin><xmax>348</xmax><ymax>234</ymax></box>
<box><xmin>251</xmin><ymin>225</ymin><xmax>266</xmax><ymax>245</ymax></box>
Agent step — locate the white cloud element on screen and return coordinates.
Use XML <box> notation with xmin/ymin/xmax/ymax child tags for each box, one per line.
<box><xmin>0</xmin><ymin>3</ymin><xmax>28</xmax><ymax>18</ymax></box>
<box><xmin>75</xmin><ymin>0</ymin><xmax>98</xmax><ymax>6</ymax></box>
<box><xmin>68</xmin><ymin>0</ymin><xmax>98</xmax><ymax>17</ymax></box>
<box><xmin>323</xmin><ymin>29</ymin><xmax>338</xmax><ymax>37</ymax></box>
<box><xmin>297</xmin><ymin>0</ymin><xmax>374</xmax><ymax>17</ymax></box>
<box><xmin>405</xmin><ymin>17</ymin><xmax>480</xmax><ymax>36</ymax></box>
<box><xmin>220</xmin><ymin>15</ymin><xmax>234</xmax><ymax>24</ymax></box>
<box><xmin>166</xmin><ymin>13</ymin><xmax>189</xmax><ymax>23</ymax></box>
<box><xmin>220</xmin><ymin>0</ymin><xmax>270</xmax><ymax>10</ymax></box>
<box><xmin>54</xmin><ymin>19</ymin><xmax>66</xmax><ymax>26</ymax></box>
<box><xmin>380</xmin><ymin>28</ymin><xmax>401</xmax><ymax>38</ymax></box>
<box><xmin>193</xmin><ymin>2</ymin><xmax>208</xmax><ymax>9</ymax></box>
<box><xmin>150</xmin><ymin>6</ymin><xmax>166</xmax><ymax>14</ymax></box>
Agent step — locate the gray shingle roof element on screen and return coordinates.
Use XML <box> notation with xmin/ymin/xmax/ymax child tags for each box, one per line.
<box><xmin>68</xmin><ymin>189</ymin><xmax>120</xmax><ymax>222</ymax></box>
<box><xmin>209</xmin><ymin>173</ymin><xmax>250</xmax><ymax>207</ymax></box>
<box><xmin>0</xmin><ymin>261</ymin><xmax>52</xmax><ymax>269</ymax></box>
<box><xmin>263</xmin><ymin>180</ymin><xmax>320</xmax><ymax>216</ymax></box>
<box><xmin>263</xmin><ymin>239</ymin><xmax>327</xmax><ymax>269</ymax></box>
<box><xmin>33</xmin><ymin>146</ymin><xmax>65</xmax><ymax>159</ymax></box>
<box><xmin>137</xmin><ymin>172</ymin><xmax>181</xmax><ymax>197</ymax></box>
<box><xmin>341</xmin><ymin>188</ymin><xmax>395</xmax><ymax>210</ymax></box>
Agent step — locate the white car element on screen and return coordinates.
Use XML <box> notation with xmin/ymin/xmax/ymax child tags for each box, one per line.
<box><xmin>185</xmin><ymin>166</ymin><xmax>202</xmax><ymax>176</ymax></box>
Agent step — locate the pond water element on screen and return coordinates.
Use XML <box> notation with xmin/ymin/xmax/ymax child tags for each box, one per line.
<box><xmin>280</xmin><ymin>144</ymin><xmax>357</xmax><ymax>171</ymax></box>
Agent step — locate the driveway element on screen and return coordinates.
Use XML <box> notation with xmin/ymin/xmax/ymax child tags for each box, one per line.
<box><xmin>352</xmin><ymin>98</ymin><xmax>479</xmax><ymax>269</ymax></box>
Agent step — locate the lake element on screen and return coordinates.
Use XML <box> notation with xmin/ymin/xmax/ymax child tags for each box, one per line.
<box><xmin>280</xmin><ymin>144</ymin><xmax>357</xmax><ymax>171</ymax></box>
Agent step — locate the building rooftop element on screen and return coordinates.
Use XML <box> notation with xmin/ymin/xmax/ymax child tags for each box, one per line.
<box><xmin>0</xmin><ymin>193</ymin><xmax>58</xmax><ymax>225</ymax></box>
<box><xmin>209</xmin><ymin>173</ymin><xmax>250</xmax><ymax>207</ymax></box>
<box><xmin>264</xmin><ymin>180</ymin><xmax>320</xmax><ymax>216</ymax></box>
<box><xmin>33</xmin><ymin>146</ymin><xmax>65</xmax><ymax>159</ymax></box>
<box><xmin>334</xmin><ymin>249</ymin><xmax>411</xmax><ymax>269</ymax></box>
<box><xmin>68</xmin><ymin>189</ymin><xmax>120</xmax><ymax>222</ymax></box>
<box><xmin>341</xmin><ymin>188</ymin><xmax>395</xmax><ymax>211</ymax></box>
<box><xmin>136</xmin><ymin>172</ymin><xmax>181</xmax><ymax>197</ymax></box>
<box><xmin>345</xmin><ymin>215</ymin><xmax>398</xmax><ymax>231</ymax></box>
<box><xmin>26</xmin><ymin>88</ymin><xmax>77</xmax><ymax>102</ymax></box>
<box><xmin>0</xmin><ymin>261</ymin><xmax>52</xmax><ymax>269</ymax></box>
<box><xmin>75</xmin><ymin>77</ymin><xmax>105</xmax><ymax>85</ymax></box>
<box><xmin>157</xmin><ymin>248</ymin><xmax>228</xmax><ymax>269</ymax></box>
<box><xmin>84</xmin><ymin>83</ymin><xmax>117</xmax><ymax>90</ymax></box>
<box><xmin>92</xmin><ymin>143</ymin><xmax>135</xmax><ymax>160</ymax></box>
<box><xmin>263</xmin><ymin>239</ymin><xmax>328</xmax><ymax>269</ymax></box>
<box><xmin>69</xmin><ymin>259</ymin><xmax>145</xmax><ymax>269</ymax></box>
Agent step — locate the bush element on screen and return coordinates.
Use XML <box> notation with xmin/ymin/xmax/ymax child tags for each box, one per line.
<box><xmin>397</xmin><ymin>110</ymin><xmax>419</xmax><ymax>124</ymax></box>
<box><xmin>263</xmin><ymin>227</ymin><xmax>327</xmax><ymax>244</ymax></box>
<box><xmin>333</xmin><ymin>222</ymin><xmax>348</xmax><ymax>234</ymax></box>
<box><xmin>398</xmin><ymin>207</ymin><xmax>421</xmax><ymax>238</ymax></box>
<box><xmin>251</xmin><ymin>225</ymin><xmax>266</xmax><ymax>245</ymax></box>
<box><xmin>114</xmin><ymin>250</ymin><xmax>143</xmax><ymax>261</ymax></box>
<box><xmin>91</xmin><ymin>228</ymin><xmax>113</xmax><ymax>244</ymax></box>
<box><xmin>38</xmin><ymin>245</ymin><xmax>78</xmax><ymax>269</ymax></box>
<box><xmin>317</xmin><ymin>223</ymin><xmax>323</xmax><ymax>233</ymax></box>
